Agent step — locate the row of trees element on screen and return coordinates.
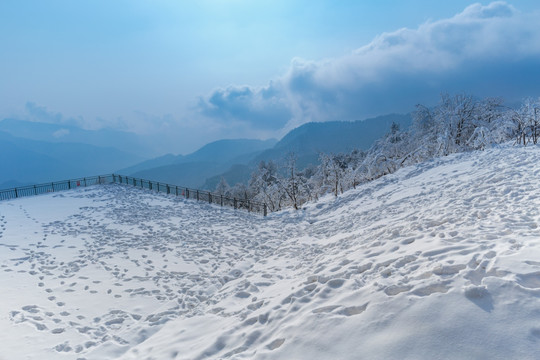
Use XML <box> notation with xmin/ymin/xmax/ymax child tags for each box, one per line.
<box><xmin>215</xmin><ymin>94</ymin><xmax>540</xmax><ymax>212</ymax></box>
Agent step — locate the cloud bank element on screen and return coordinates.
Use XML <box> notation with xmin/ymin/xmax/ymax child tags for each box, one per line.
<box><xmin>197</xmin><ymin>2</ymin><xmax>540</xmax><ymax>133</ymax></box>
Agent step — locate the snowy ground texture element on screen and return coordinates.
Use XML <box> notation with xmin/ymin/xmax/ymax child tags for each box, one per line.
<box><xmin>2</xmin><ymin>143</ymin><xmax>540</xmax><ymax>359</ymax></box>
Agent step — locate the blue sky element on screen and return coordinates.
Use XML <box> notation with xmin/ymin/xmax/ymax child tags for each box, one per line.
<box><xmin>2</xmin><ymin>1</ymin><xmax>540</xmax><ymax>153</ymax></box>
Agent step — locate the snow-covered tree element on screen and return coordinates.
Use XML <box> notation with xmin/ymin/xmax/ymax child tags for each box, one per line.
<box><xmin>511</xmin><ymin>98</ymin><xmax>540</xmax><ymax>145</ymax></box>
<box><xmin>242</xmin><ymin>93</ymin><xmax>536</xmax><ymax>212</ymax></box>
<box><xmin>341</xmin><ymin>150</ymin><xmax>366</xmax><ymax>190</ymax></box>
<box><xmin>249</xmin><ymin>160</ymin><xmax>283</xmax><ymax>212</ymax></box>
<box><xmin>229</xmin><ymin>183</ymin><xmax>251</xmax><ymax>201</ymax></box>
<box><xmin>214</xmin><ymin>177</ymin><xmax>231</xmax><ymax>196</ymax></box>
<box><xmin>278</xmin><ymin>154</ymin><xmax>302</xmax><ymax>210</ymax></box>
<box><xmin>408</xmin><ymin>94</ymin><xmax>506</xmax><ymax>158</ymax></box>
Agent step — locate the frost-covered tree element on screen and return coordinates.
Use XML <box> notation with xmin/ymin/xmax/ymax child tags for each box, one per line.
<box><xmin>465</xmin><ymin>97</ymin><xmax>504</xmax><ymax>150</ymax></box>
<box><xmin>525</xmin><ymin>98</ymin><xmax>540</xmax><ymax>145</ymax></box>
<box><xmin>341</xmin><ymin>149</ymin><xmax>366</xmax><ymax>190</ymax></box>
<box><xmin>214</xmin><ymin>177</ymin><xmax>231</xmax><ymax>196</ymax></box>
<box><xmin>511</xmin><ymin>98</ymin><xmax>540</xmax><ymax>145</ymax></box>
<box><xmin>249</xmin><ymin>160</ymin><xmax>283</xmax><ymax>212</ymax></box>
<box><xmin>229</xmin><ymin>183</ymin><xmax>251</xmax><ymax>202</ymax></box>
<box><xmin>297</xmin><ymin>166</ymin><xmax>316</xmax><ymax>204</ymax></box>
<box><xmin>278</xmin><ymin>154</ymin><xmax>302</xmax><ymax>210</ymax></box>
<box><xmin>243</xmin><ymin>93</ymin><xmax>535</xmax><ymax>212</ymax></box>
<box><xmin>407</xmin><ymin>94</ymin><xmax>506</xmax><ymax>158</ymax></box>
<box><xmin>318</xmin><ymin>153</ymin><xmax>350</xmax><ymax>196</ymax></box>
<box><xmin>360</xmin><ymin>121</ymin><xmax>411</xmax><ymax>180</ymax></box>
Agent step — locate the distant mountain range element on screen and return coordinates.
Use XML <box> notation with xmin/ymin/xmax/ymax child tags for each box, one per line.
<box><xmin>1</xmin><ymin>113</ymin><xmax>411</xmax><ymax>190</ymax></box>
<box><xmin>254</xmin><ymin>113</ymin><xmax>412</xmax><ymax>167</ymax></box>
<box><xmin>0</xmin><ymin>131</ymin><xmax>143</xmax><ymax>188</ymax></box>
<box><xmin>204</xmin><ymin>114</ymin><xmax>411</xmax><ymax>189</ymax></box>
<box><xmin>123</xmin><ymin>113</ymin><xmax>412</xmax><ymax>190</ymax></box>
<box><xmin>123</xmin><ymin>139</ymin><xmax>278</xmax><ymax>188</ymax></box>
<box><xmin>0</xmin><ymin>119</ymin><xmax>156</xmax><ymax>158</ymax></box>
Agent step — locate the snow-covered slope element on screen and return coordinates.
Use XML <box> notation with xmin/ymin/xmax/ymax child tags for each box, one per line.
<box><xmin>1</xmin><ymin>144</ymin><xmax>540</xmax><ymax>359</ymax></box>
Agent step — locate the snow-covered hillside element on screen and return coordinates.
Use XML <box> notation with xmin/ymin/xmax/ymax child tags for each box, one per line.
<box><xmin>2</xmin><ymin>144</ymin><xmax>540</xmax><ymax>359</ymax></box>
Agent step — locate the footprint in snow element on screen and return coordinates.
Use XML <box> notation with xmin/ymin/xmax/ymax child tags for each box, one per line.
<box><xmin>267</xmin><ymin>338</ymin><xmax>285</xmax><ymax>350</ymax></box>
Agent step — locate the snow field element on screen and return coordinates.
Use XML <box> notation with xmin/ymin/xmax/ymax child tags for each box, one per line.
<box><xmin>1</xmin><ymin>143</ymin><xmax>540</xmax><ymax>359</ymax></box>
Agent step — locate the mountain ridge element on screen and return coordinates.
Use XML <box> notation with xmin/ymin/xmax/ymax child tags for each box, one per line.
<box><xmin>0</xmin><ymin>131</ymin><xmax>143</xmax><ymax>187</ymax></box>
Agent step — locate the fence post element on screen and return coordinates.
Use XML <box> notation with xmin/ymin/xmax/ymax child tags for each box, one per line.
<box><xmin>98</xmin><ymin>176</ymin><xmax>102</xmax><ymax>184</ymax></box>
<box><xmin>34</xmin><ymin>185</ymin><xmax>37</xmax><ymax>195</ymax></box>
<box><xmin>186</xmin><ymin>189</ymin><xmax>189</xmax><ymax>199</ymax></box>
<box><xmin>51</xmin><ymin>182</ymin><xmax>54</xmax><ymax>192</ymax></box>
<box><xmin>234</xmin><ymin>198</ymin><xmax>237</xmax><ymax>209</ymax></box>
<box><xmin>264</xmin><ymin>203</ymin><xmax>267</xmax><ymax>217</ymax></box>
<box><xmin>68</xmin><ymin>180</ymin><xmax>71</xmax><ymax>190</ymax></box>
<box><xmin>196</xmin><ymin>190</ymin><xmax>199</xmax><ymax>201</ymax></box>
<box><xmin>14</xmin><ymin>188</ymin><xmax>18</xmax><ymax>198</ymax></box>
<box><xmin>167</xmin><ymin>185</ymin><xmax>170</xmax><ymax>194</ymax></box>
<box><xmin>149</xmin><ymin>182</ymin><xmax>152</xmax><ymax>190</ymax></box>
<box><xmin>209</xmin><ymin>193</ymin><xmax>212</xmax><ymax>204</ymax></box>
<box><xmin>84</xmin><ymin>178</ymin><xmax>87</xmax><ymax>187</ymax></box>
<box><xmin>220</xmin><ymin>195</ymin><xmax>223</xmax><ymax>206</ymax></box>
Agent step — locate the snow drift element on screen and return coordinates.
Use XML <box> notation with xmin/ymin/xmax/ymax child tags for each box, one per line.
<box><xmin>1</xmin><ymin>143</ymin><xmax>540</xmax><ymax>359</ymax></box>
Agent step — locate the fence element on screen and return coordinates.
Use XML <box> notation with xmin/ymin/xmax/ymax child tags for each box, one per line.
<box><xmin>0</xmin><ymin>174</ymin><xmax>267</xmax><ymax>216</ymax></box>
<box><xmin>112</xmin><ymin>174</ymin><xmax>267</xmax><ymax>216</ymax></box>
<box><xmin>0</xmin><ymin>175</ymin><xmax>113</xmax><ymax>201</ymax></box>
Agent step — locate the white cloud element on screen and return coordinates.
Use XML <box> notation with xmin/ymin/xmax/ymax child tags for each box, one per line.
<box><xmin>197</xmin><ymin>1</ymin><xmax>540</xmax><ymax>132</ymax></box>
<box><xmin>52</xmin><ymin>128</ymin><xmax>70</xmax><ymax>138</ymax></box>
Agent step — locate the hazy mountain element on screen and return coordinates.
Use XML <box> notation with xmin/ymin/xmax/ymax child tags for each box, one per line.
<box><xmin>254</xmin><ymin>113</ymin><xmax>412</xmax><ymax>168</ymax></box>
<box><xmin>122</xmin><ymin>139</ymin><xmax>277</xmax><ymax>187</ymax></box>
<box><xmin>203</xmin><ymin>114</ymin><xmax>412</xmax><ymax>189</ymax></box>
<box><xmin>202</xmin><ymin>164</ymin><xmax>252</xmax><ymax>190</ymax></box>
<box><xmin>1</xmin><ymin>114</ymin><xmax>410</xmax><ymax>190</ymax></box>
<box><xmin>0</xmin><ymin>118</ymin><xmax>156</xmax><ymax>158</ymax></box>
<box><xmin>182</xmin><ymin>138</ymin><xmax>277</xmax><ymax>164</ymax></box>
<box><xmin>0</xmin><ymin>131</ymin><xmax>143</xmax><ymax>187</ymax></box>
<box><xmin>130</xmin><ymin>162</ymin><xmax>231</xmax><ymax>189</ymax></box>
<box><xmin>0</xmin><ymin>139</ymin><xmax>73</xmax><ymax>188</ymax></box>
<box><xmin>120</xmin><ymin>138</ymin><xmax>277</xmax><ymax>175</ymax></box>
<box><xmin>118</xmin><ymin>154</ymin><xmax>180</xmax><ymax>175</ymax></box>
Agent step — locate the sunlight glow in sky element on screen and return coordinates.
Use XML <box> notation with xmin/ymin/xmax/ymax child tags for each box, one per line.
<box><xmin>2</xmin><ymin>1</ymin><xmax>540</xmax><ymax>153</ymax></box>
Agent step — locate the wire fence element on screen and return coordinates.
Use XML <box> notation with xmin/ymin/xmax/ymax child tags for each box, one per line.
<box><xmin>0</xmin><ymin>175</ymin><xmax>113</xmax><ymax>201</ymax></box>
<box><xmin>0</xmin><ymin>174</ymin><xmax>267</xmax><ymax>216</ymax></box>
<box><xmin>112</xmin><ymin>174</ymin><xmax>267</xmax><ymax>216</ymax></box>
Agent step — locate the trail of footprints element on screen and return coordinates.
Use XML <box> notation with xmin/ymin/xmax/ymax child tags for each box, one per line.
<box><xmin>6</xmin><ymin>186</ymin><xmax>275</xmax><ymax>357</ymax></box>
<box><xmin>6</xmin><ymin>180</ymin><xmax>540</xmax><ymax>358</ymax></box>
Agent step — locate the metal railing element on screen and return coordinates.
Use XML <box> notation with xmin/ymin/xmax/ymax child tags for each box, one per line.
<box><xmin>0</xmin><ymin>174</ymin><xmax>268</xmax><ymax>216</ymax></box>
<box><xmin>112</xmin><ymin>174</ymin><xmax>267</xmax><ymax>216</ymax></box>
<box><xmin>0</xmin><ymin>175</ymin><xmax>113</xmax><ymax>201</ymax></box>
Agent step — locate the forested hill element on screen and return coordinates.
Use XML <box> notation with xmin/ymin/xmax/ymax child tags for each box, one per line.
<box><xmin>253</xmin><ymin>113</ymin><xmax>412</xmax><ymax>168</ymax></box>
<box><xmin>203</xmin><ymin>114</ymin><xmax>411</xmax><ymax>189</ymax></box>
